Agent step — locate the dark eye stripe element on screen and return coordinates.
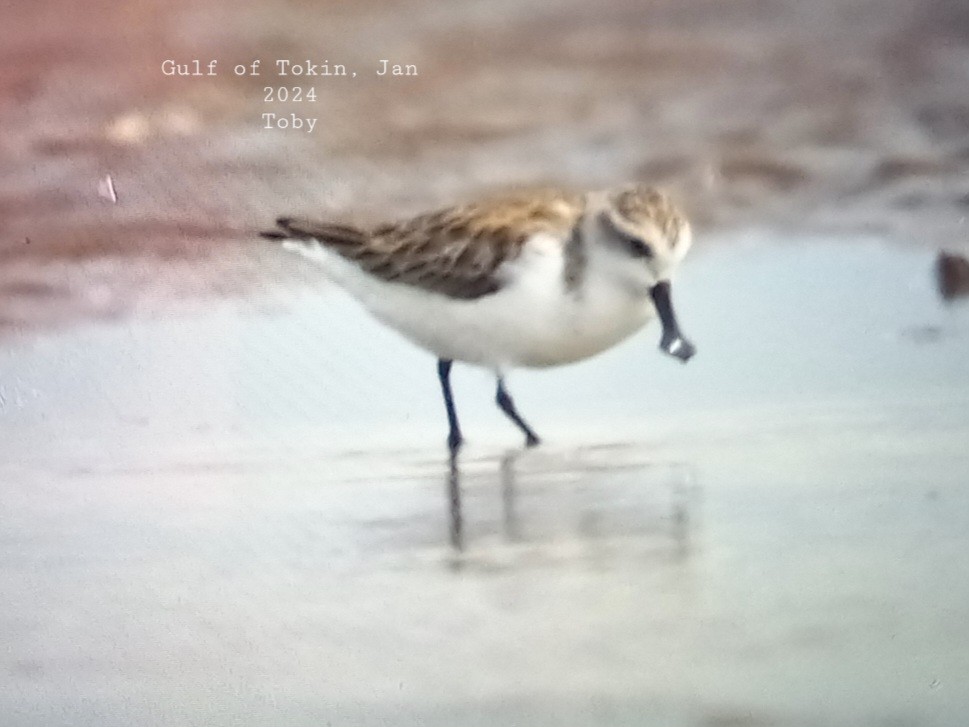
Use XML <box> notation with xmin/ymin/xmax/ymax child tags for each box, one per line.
<box><xmin>599</xmin><ymin>212</ymin><xmax>655</xmax><ymax>259</ymax></box>
<box><xmin>622</xmin><ymin>233</ymin><xmax>653</xmax><ymax>258</ymax></box>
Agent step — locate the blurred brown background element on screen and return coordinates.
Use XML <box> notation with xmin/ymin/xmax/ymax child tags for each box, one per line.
<box><xmin>3</xmin><ymin>0</ymin><xmax>969</xmax><ymax>333</ymax></box>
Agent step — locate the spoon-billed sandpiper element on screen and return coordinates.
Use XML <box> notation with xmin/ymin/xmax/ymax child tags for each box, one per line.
<box><xmin>262</xmin><ymin>184</ymin><xmax>696</xmax><ymax>451</ymax></box>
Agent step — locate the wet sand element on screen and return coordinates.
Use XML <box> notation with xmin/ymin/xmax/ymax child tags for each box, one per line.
<box><xmin>4</xmin><ymin>241</ymin><xmax>969</xmax><ymax>726</ymax></box>
<box><xmin>3</xmin><ymin>0</ymin><xmax>969</xmax><ymax>725</ymax></box>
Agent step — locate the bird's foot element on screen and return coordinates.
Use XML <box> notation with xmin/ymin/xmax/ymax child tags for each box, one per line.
<box><xmin>447</xmin><ymin>430</ymin><xmax>464</xmax><ymax>454</ymax></box>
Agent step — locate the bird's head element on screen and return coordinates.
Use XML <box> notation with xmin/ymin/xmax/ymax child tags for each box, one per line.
<box><xmin>599</xmin><ymin>184</ymin><xmax>692</xmax><ymax>285</ymax></box>
<box><xmin>598</xmin><ymin>184</ymin><xmax>696</xmax><ymax>363</ymax></box>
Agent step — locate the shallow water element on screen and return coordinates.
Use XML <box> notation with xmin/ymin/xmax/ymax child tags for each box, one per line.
<box><xmin>2</xmin><ymin>240</ymin><xmax>969</xmax><ymax>726</ymax></box>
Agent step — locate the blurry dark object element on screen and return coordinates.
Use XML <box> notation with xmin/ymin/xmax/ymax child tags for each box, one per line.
<box><xmin>936</xmin><ymin>251</ymin><xmax>969</xmax><ymax>301</ymax></box>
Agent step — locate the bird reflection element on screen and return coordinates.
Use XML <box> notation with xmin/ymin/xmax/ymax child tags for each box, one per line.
<box><xmin>447</xmin><ymin>448</ymin><xmax>524</xmax><ymax>553</ymax></box>
<box><xmin>446</xmin><ymin>449</ymin><xmax>463</xmax><ymax>551</ymax></box>
<box><xmin>500</xmin><ymin>449</ymin><xmax>521</xmax><ymax>543</ymax></box>
<box><xmin>444</xmin><ymin>445</ymin><xmax>699</xmax><ymax>559</ymax></box>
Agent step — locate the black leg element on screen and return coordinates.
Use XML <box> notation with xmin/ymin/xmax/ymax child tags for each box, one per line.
<box><xmin>495</xmin><ymin>377</ymin><xmax>541</xmax><ymax>447</ymax></box>
<box><xmin>437</xmin><ymin>359</ymin><xmax>463</xmax><ymax>453</ymax></box>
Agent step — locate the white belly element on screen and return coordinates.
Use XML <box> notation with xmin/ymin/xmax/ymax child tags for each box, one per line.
<box><xmin>284</xmin><ymin>236</ymin><xmax>654</xmax><ymax>370</ymax></box>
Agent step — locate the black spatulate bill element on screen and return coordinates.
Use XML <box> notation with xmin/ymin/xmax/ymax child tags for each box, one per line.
<box><xmin>649</xmin><ymin>280</ymin><xmax>696</xmax><ymax>363</ymax></box>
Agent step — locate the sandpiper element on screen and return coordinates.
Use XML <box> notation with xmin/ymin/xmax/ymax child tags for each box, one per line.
<box><xmin>261</xmin><ymin>184</ymin><xmax>696</xmax><ymax>451</ymax></box>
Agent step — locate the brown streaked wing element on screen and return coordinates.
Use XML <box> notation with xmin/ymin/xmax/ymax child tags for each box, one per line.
<box><xmin>342</xmin><ymin>189</ymin><xmax>585</xmax><ymax>300</ymax></box>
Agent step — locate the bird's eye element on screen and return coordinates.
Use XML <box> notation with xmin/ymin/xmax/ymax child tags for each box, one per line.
<box><xmin>622</xmin><ymin>233</ymin><xmax>653</xmax><ymax>259</ymax></box>
<box><xmin>601</xmin><ymin>213</ymin><xmax>655</xmax><ymax>259</ymax></box>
